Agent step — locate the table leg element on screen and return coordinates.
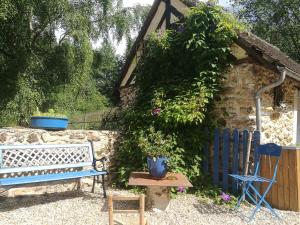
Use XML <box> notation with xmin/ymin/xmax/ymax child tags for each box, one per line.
<box><xmin>146</xmin><ymin>186</ymin><xmax>170</xmax><ymax>211</ymax></box>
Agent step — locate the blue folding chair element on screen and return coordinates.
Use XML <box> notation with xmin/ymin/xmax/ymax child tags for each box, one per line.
<box><xmin>229</xmin><ymin>143</ymin><xmax>282</xmax><ymax>221</ymax></box>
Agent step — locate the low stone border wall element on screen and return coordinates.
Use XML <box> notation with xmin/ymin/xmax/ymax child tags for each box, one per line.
<box><xmin>0</xmin><ymin>128</ymin><xmax>119</xmax><ymax>197</ymax></box>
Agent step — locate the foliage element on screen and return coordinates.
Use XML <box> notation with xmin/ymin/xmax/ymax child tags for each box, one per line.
<box><xmin>32</xmin><ymin>108</ymin><xmax>67</xmax><ymax>118</ymax></box>
<box><xmin>138</xmin><ymin>126</ymin><xmax>178</xmax><ymax>158</ymax></box>
<box><xmin>0</xmin><ymin>74</ymin><xmax>44</xmax><ymax>126</ymax></box>
<box><xmin>122</xmin><ymin>4</ymin><xmax>151</xmax><ymax>53</ymax></box>
<box><xmin>114</xmin><ymin>3</ymin><xmax>244</xmax><ymax>188</ymax></box>
<box><xmin>195</xmin><ymin>185</ymin><xmax>238</xmax><ymax>208</ymax></box>
<box><xmin>232</xmin><ymin>0</ymin><xmax>300</xmax><ymax>62</ymax></box>
<box><xmin>129</xmin><ymin>187</ymin><xmax>146</xmax><ymax>195</ymax></box>
<box><xmin>92</xmin><ymin>43</ymin><xmax>122</xmax><ymax>104</ymax></box>
<box><xmin>66</xmin><ymin>107</ymin><xmax>120</xmax><ymax>130</ymax></box>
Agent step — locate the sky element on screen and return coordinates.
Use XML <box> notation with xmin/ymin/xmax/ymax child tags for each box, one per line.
<box><xmin>115</xmin><ymin>0</ymin><xmax>232</xmax><ymax>54</ymax></box>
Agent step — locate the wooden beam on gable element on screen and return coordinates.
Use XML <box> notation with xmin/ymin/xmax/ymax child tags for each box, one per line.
<box><xmin>170</xmin><ymin>4</ymin><xmax>184</xmax><ymax>19</ymax></box>
<box><xmin>157</xmin><ymin>1</ymin><xmax>185</xmax><ymax>30</ymax></box>
<box><xmin>157</xmin><ymin>11</ymin><xmax>167</xmax><ymax>30</ymax></box>
<box><xmin>118</xmin><ymin>0</ymin><xmax>192</xmax><ymax>90</ymax></box>
<box><xmin>119</xmin><ymin>0</ymin><xmax>164</xmax><ymax>87</ymax></box>
<box><xmin>236</xmin><ymin>38</ymin><xmax>278</xmax><ymax>73</ymax></box>
<box><xmin>165</xmin><ymin>0</ymin><xmax>171</xmax><ymax>28</ymax></box>
<box><xmin>233</xmin><ymin>57</ymin><xmax>254</xmax><ymax>65</ymax></box>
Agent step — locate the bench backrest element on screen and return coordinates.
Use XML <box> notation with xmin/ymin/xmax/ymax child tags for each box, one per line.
<box><xmin>0</xmin><ymin>143</ymin><xmax>94</xmax><ymax>174</ymax></box>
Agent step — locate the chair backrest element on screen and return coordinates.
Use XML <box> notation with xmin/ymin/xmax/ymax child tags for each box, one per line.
<box><xmin>253</xmin><ymin>143</ymin><xmax>282</xmax><ymax>179</ymax></box>
<box><xmin>108</xmin><ymin>194</ymin><xmax>146</xmax><ymax>225</ymax></box>
<box><xmin>0</xmin><ymin>142</ymin><xmax>94</xmax><ymax>174</ymax></box>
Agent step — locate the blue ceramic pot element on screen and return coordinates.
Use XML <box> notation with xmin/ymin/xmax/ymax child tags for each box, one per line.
<box><xmin>147</xmin><ymin>156</ymin><xmax>168</xmax><ymax>179</ymax></box>
<box><xmin>31</xmin><ymin>116</ymin><xmax>69</xmax><ymax>130</ymax></box>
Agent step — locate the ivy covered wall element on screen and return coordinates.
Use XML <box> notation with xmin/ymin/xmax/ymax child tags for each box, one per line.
<box><xmin>114</xmin><ymin>4</ymin><xmax>245</xmax><ymax>187</ymax></box>
<box><xmin>120</xmin><ymin>52</ymin><xmax>300</xmax><ymax>146</ymax></box>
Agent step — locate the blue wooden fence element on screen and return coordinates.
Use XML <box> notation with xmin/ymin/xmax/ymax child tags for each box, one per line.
<box><xmin>202</xmin><ymin>128</ymin><xmax>260</xmax><ymax>193</ymax></box>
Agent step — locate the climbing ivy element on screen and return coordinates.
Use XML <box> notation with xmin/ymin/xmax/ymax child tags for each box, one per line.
<box><xmin>114</xmin><ymin>3</ymin><xmax>244</xmax><ymax>188</ymax></box>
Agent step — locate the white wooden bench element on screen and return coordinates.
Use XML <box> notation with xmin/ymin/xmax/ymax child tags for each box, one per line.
<box><xmin>0</xmin><ymin>141</ymin><xmax>108</xmax><ymax>197</ymax></box>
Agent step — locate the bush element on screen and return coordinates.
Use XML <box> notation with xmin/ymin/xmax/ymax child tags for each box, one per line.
<box><xmin>138</xmin><ymin>126</ymin><xmax>177</xmax><ymax>158</ymax></box>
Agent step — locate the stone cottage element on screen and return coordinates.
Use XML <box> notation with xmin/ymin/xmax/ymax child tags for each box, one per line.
<box><xmin>116</xmin><ymin>0</ymin><xmax>300</xmax><ymax>146</ymax></box>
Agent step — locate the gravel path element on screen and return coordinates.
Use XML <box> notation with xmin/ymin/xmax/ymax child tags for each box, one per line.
<box><xmin>0</xmin><ymin>188</ymin><xmax>299</xmax><ymax>225</ymax></box>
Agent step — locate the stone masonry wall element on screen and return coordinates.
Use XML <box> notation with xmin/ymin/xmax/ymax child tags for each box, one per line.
<box><xmin>0</xmin><ymin>128</ymin><xmax>118</xmax><ymax>196</ymax></box>
<box><xmin>119</xmin><ymin>85</ymin><xmax>136</xmax><ymax>109</ymax></box>
<box><xmin>119</xmin><ymin>62</ymin><xmax>299</xmax><ymax>146</ymax></box>
<box><xmin>214</xmin><ymin>62</ymin><xmax>299</xmax><ymax>145</ymax></box>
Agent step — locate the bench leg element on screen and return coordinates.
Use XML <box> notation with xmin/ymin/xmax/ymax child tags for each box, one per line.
<box><xmin>91</xmin><ymin>176</ymin><xmax>96</xmax><ymax>193</ymax></box>
<box><xmin>91</xmin><ymin>175</ymin><xmax>106</xmax><ymax>198</ymax></box>
<box><xmin>77</xmin><ymin>179</ymin><xmax>81</xmax><ymax>191</ymax></box>
<box><xmin>102</xmin><ymin>174</ymin><xmax>107</xmax><ymax>198</ymax></box>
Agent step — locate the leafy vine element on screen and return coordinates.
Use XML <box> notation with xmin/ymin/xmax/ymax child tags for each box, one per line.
<box><xmin>114</xmin><ymin>3</ymin><xmax>244</xmax><ymax>188</ymax></box>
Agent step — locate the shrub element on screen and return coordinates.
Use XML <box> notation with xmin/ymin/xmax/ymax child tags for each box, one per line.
<box><xmin>138</xmin><ymin>126</ymin><xmax>176</xmax><ymax>158</ymax></box>
<box><xmin>32</xmin><ymin>108</ymin><xmax>67</xmax><ymax>118</ymax></box>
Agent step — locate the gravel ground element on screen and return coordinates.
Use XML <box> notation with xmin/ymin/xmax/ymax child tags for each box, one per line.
<box><xmin>0</xmin><ymin>188</ymin><xmax>299</xmax><ymax>225</ymax></box>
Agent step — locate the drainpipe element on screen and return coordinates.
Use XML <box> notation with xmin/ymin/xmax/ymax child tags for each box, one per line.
<box><xmin>254</xmin><ymin>66</ymin><xmax>287</xmax><ymax>132</ymax></box>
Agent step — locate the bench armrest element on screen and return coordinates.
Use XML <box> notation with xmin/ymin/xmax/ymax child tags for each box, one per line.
<box><xmin>96</xmin><ymin>156</ymin><xmax>107</xmax><ymax>162</ymax></box>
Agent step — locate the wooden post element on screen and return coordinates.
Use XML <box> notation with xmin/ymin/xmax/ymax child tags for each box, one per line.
<box><xmin>242</xmin><ymin>130</ymin><xmax>249</xmax><ymax>175</ymax></box>
<box><xmin>243</xmin><ymin>132</ymin><xmax>252</xmax><ymax>200</ymax></box>
<box><xmin>139</xmin><ymin>194</ymin><xmax>145</xmax><ymax>225</ymax></box>
<box><xmin>244</xmin><ymin>132</ymin><xmax>252</xmax><ymax>176</ymax></box>
<box><xmin>108</xmin><ymin>195</ymin><xmax>113</xmax><ymax>225</ymax></box>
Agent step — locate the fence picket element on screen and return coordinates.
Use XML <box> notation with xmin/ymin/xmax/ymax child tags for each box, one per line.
<box><xmin>202</xmin><ymin>128</ymin><xmax>209</xmax><ymax>173</ymax></box>
<box><xmin>232</xmin><ymin>129</ymin><xmax>239</xmax><ymax>193</ymax></box>
<box><xmin>213</xmin><ymin>128</ymin><xmax>220</xmax><ymax>186</ymax></box>
<box><xmin>206</xmin><ymin>128</ymin><xmax>262</xmax><ymax>195</ymax></box>
<box><xmin>203</xmin><ymin>128</ymin><xmax>299</xmax><ymax>212</ymax></box>
<box><xmin>253</xmin><ymin>131</ymin><xmax>261</xmax><ymax>172</ymax></box>
<box><xmin>222</xmin><ymin>129</ymin><xmax>230</xmax><ymax>191</ymax></box>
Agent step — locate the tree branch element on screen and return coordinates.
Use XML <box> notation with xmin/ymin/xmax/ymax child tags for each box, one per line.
<box><xmin>31</xmin><ymin>14</ymin><xmax>63</xmax><ymax>47</ymax></box>
<box><xmin>58</xmin><ymin>31</ymin><xmax>70</xmax><ymax>45</ymax></box>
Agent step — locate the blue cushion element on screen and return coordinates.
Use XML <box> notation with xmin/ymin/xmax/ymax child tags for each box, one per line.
<box><xmin>0</xmin><ymin>169</ymin><xmax>107</xmax><ymax>186</ymax></box>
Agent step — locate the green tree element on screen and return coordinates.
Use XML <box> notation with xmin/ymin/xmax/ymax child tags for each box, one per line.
<box><xmin>92</xmin><ymin>43</ymin><xmax>121</xmax><ymax>104</ymax></box>
<box><xmin>122</xmin><ymin>4</ymin><xmax>151</xmax><ymax>53</ymax></box>
<box><xmin>0</xmin><ymin>0</ymin><xmax>149</xmax><ymax>126</ymax></box>
<box><xmin>233</xmin><ymin>0</ymin><xmax>300</xmax><ymax>62</ymax></box>
<box><xmin>91</xmin><ymin>3</ymin><xmax>151</xmax><ymax>103</ymax></box>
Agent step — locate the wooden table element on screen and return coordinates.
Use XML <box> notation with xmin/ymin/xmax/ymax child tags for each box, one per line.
<box><xmin>128</xmin><ymin>172</ymin><xmax>193</xmax><ymax>211</ymax></box>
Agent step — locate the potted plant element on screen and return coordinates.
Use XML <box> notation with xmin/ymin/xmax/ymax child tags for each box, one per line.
<box><xmin>138</xmin><ymin>127</ymin><xmax>175</xmax><ymax>179</ymax></box>
<box><xmin>31</xmin><ymin>108</ymin><xmax>69</xmax><ymax>130</ymax></box>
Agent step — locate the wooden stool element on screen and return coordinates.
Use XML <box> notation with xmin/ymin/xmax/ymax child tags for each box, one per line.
<box><xmin>108</xmin><ymin>194</ymin><xmax>148</xmax><ymax>225</ymax></box>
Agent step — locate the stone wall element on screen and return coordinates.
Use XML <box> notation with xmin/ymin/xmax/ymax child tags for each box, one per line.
<box><xmin>119</xmin><ymin>85</ymin><xmax>136</xmax><ymax>109</ymax></box>
<box><xmin>0</xmin><ymin>128</ymin><xmax>118</xmax><ymax>196</ymax></box>
<box><xmin>119</xmin><ymin>62</ymin><xmax>299</xmax><ymax>146</ymax></box>
<box><xmin>214</xmin><ymin>62</ymin><xmax>299</xmax><ymax>145</ymax></box>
